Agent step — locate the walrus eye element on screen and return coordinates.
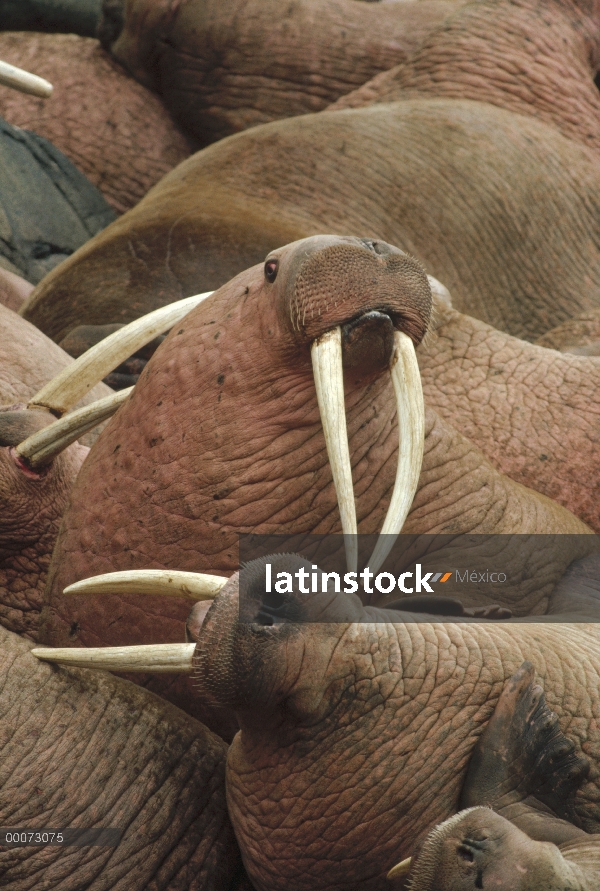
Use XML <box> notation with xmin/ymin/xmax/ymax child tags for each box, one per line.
<box><xmin>264</xmin><ymin>259</ymin><xmax>278</xmax><ymax>283</ymax></box>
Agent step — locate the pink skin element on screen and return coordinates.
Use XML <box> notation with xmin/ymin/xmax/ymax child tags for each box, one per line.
<box><xmin>0</xmin><ymin>31</ymin><xmax>194</xmax><ymax>214</ymax></box>
<box><xmin>0</xmin><ymin>303</ymin><xmax>111</xmax><ymax>639</ymax></box>
<box><xmin>190</xmin><ymin>567</ymin><xmax>600</xmax><ymax>891</ymax></box>
<box><xmin>0</xmin><ymin>431</ymin><xmax>89</xmax><ymax>639</ymax></box>
<box><xmin>0</xmin><ymin>266</ymin><xmax>33</xmax><ymax>313</ymax></box>
<box><xmin>333</xmin><ymin>0</ymin><xmax>600</xmax><ymax>157</ymax></box>
<box><xmin>418</xmin><ymin>300</ymin><xmax>600</xmax><ymax>531</ymax></box>
<box><xmin>406</xmin><ymin>808</ymin><xmax>592</xmax><ymax>891</ymax></box>
<box><xmin>0</xmin><ymin>623</ymin><xmax>242</xmax><ymax>891</ymax></box>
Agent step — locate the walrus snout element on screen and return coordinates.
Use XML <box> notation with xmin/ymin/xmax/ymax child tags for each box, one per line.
<box><xmin>341</xmin><ymin>310</ymin><xmax>395</xmax><ymax>385</ymax></box>
<box><xmin>265</xmin><ymin>234</ymin><xmax>431</xmax><ymax>345</ymax></box>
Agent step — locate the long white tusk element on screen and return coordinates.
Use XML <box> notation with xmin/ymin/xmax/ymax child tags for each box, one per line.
<box><xmin>0</xmin><ymin>59</ymin><xmax>53</xmax><ymax>98</ymax></box>
<box><xmin>387</xmin><ymin>857</ymin><xmax>412</xmax><ymax>880</ymax></box>
<box><xmin>311</xmin><ymin>327</ymin><xmax>357</xmax><ymax>573</ymax></box>
<box><xmin>64</xmin><ymin>569</ymin><xmax>227</xmax><ymax>601</ymax></box>
<box><xmin>28</xmin><ymin>291</ymin><xmax>214</xmax><ymax>416</ymax></box>
<box><xmin>16</xmin><ymin>388</ymin><xmax>132</xmax><ymax>468</ymax></box>
<box><xmin>31</xmin><ymin>643</ymin><xmax>196</xmax><ymax>673</ymax></box>
<box><xmin>368</xmin><ymin>331</ymin><xmax>424</xmax><ymax>575</ymax></box>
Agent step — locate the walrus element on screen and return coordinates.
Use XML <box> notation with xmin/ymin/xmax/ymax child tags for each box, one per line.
<box><xmin>98</xmin><ymin>0</ymin><xmax>464</xmax><ymax>144</ymax></box>
<box><xmin>0</xmin><ymin>31</ymin><xmax>194</xmax><ymax>214</ymax></box>
<box><xmin>0</xmin><ymin>294</ymin><xmax>205</xmax><ymax>641</ymax></box>
<box><xmin>333</xmin><ymin>0</ymin><xmax>600</xmax><ymax>155</ymax></box>
<box><xmin>22</xmin><ymin>97</ymin><xmax>600</xmax><ymax>345</ymax></box>
<box><xmin>0</xmin><ymin>266</ymin><xmax>33</xmax><ymax>313</ymax></box>
<box><xmin>33</xmin><ymin>236</ymin><xmax>595</xmax><ymax>740</ymax></box>
<box><xmin>31</xmin><ymin>557</ymin><xmax>600</xmax><ymax>891</ymax></box>
<box><xmin>394</xmin><ymin>662</ymin><xmax>600</xmax><ymax>889</ymax></box>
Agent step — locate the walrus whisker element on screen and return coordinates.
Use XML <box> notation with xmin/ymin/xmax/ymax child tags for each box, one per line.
<box><xmin>31</xmin><ymin>643</ymin><xmax>196</xmax><ymax>673</ymax></box>
<box><xmin>311</xmin><ymin>326</ymin><xmax>358</xmax><ymax>572</ymax></box>
<box><xmin>368</xmin><ymin>331</ymin><xmax>425</xmax><ymax>574</ymax></box>
<box><xmin>28</xmin><ymin>291</ymin><xmax>214</xmax><ymax>417</ymax></box>
<box><xmin>0</xmin><ymin>58</ymin><xmax>53</xmax><ymax>98</ymax></box>
<box><xmin>63</xmin><ymin>569</ymin><xmax>228</xmax><ymax>601</ymax></box>
<box><xmin>16</xmin><ymin>388</ymin><xmax>133</xmax><ymax>469</ymax></box>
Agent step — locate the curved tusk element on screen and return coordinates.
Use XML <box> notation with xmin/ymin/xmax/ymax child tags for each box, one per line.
<box><xmin>311</xmin><ymin>327</ymin><xmax>357</xmax><ymax>573</ymax></box>
<box><xmin>368</xmin><ymin>331</ymin><xmax>425</xmax><ymax>575</ymax></box>
<box><xmin>16</xmin><ymin>388</ymin><xmax>132</xmax><ymax>468</ymax></box>
<box><xmin>31</xmin><ymin>643</ymin><xmax>196</xmax><ymax>673</ymax></box>
<box><xmin>0</xmin><ymin>59</ymin><xmax>53</xmax><ymax>98</ymax></box>
<box><xmin>386</xmin><ymin>857</ymin><xmax>412</xmax><ymax>880</ymax></box>
<box><xmin>28</xmin><ymin>291</ymin><xmax>214</xmax><ymax>416</ymax></box>
<box><xmin>64</xmin><ymin>569</ymin><xmax>227</xmax><ymax>601</ymax></box>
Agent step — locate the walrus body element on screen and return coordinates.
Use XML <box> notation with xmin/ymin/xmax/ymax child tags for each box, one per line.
<box><xmin>0</xmin><ymin>304</ymin><xmax>111</xmax><ymax>638</ymax></box>
<box><xmin>334</xmin><ymin>0</ymin><xmax>600</xmax><ymax>154</ymax></box>
<box><xmin>100</xmin><ymin>0</ymin><xmax>464</xmax><ymax>143</ymax></box>
<box><xmin>187</xmin><ymin>562</ymin><xmax>600</xmax><ymax>891</ymax></box>
<box><xmin>0</xmin><ymin>31</ymin><xmax>193</xmax><ymax>214</ymax></box>
<box><xmin>22</xmin><ymin>99</ymin><xmax>600</xmax><ymax>343</ymax></box>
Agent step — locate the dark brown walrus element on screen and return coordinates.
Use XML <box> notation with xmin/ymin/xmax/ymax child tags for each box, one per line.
<box><xmin>397</xmin><ymin>662</ymin><xmax>600</xmax><ymax>890</ymax></box>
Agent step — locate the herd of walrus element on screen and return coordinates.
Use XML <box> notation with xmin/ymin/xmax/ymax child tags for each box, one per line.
<box><xmin>1</xmin><ymin>0</ymin><xmax>600</xmax><ymax>889</ymax></box>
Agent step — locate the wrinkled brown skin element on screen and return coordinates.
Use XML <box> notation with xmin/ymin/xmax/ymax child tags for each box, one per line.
<box><xmin>0</xmin><ymin>623</ymin><xmax>246</xmax><ymax>891</ymax></box>
<box><xmin>0</xmin><ymin>304</ymin><xmax>111</xmax><ymax>640</ymax></box>
<box><xmin>0</xmin><ymin>32</ymin><xmax>194</xmax><ymax>214</ymax></box>
<box><xmin>22</xmin><ymin>98</ymin><xmax>600</xmax><ymax>344</ymax></box>
<box><xmin>333</xmin><ymin>0</ymin><xmax>600</xmax><ymax>153</ymax></box>
<box><xmin>39</xmin><ymin>238</ymin><xmax>590</xmax><ymax>730</ymax></box>
<box><xmin>0</xmin><ymin>267</ymin><xmax>33</xmax><ymax>314</ymax></box>
<box><xmin>405</xmin><ymin>664</ymin><xmax>599</xmax><ymax>890</ymax></box>
<box><xmin>418</xmin><ymin>300</ymin><xmax>600</xmax><ymax>531</ymax></box>
<box><xmin>536</xmin><ymin>310</ymin><xmax>600</xmax><ymax>356</ymax></box>
<box><xmin>190</xmin><ymin>567</ymin><xmax>600</xmax><ymax>891</ymax></box>
<box><xmin>103</xmin><ymin>0</ymin><xmax>463</xmax><ymax>145</ymax></box>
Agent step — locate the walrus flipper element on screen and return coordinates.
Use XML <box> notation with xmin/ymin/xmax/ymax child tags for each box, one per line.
<box><xmin>460</xmin><ymin>662</ymin><xmax>590</xmax><ymax>822</ymax></box>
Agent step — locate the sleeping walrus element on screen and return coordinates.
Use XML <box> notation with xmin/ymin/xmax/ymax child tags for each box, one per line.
<box><xmin>394</xmin><ymin>662</ymin><xmax>600</xmax><ymax>890</ymax></box>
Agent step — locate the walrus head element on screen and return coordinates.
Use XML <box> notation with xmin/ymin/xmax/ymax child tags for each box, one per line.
<box><xmin>41</xmin><ymin>234</ymin><xmax>431</xmax><ymax>641</ymax></box>
<box><xmin>400</xmin><ymin>807</ymin><xmax>578</xmax><ymax>891</ymax></box>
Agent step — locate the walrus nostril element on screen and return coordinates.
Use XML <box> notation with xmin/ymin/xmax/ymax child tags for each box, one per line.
<box><xmin>358</xmin><ymin>238</ymin><xmax>388</xmax><ymax>256</ymax></box>
<box><xmin>264</xmin><ymin>259</ymin><xmax>279</xmax><ymax>283</ymax></box>
<box><xmin>255</xmin><ymin>590</ymin><xmax>301</xmax><ymax>625</ymax></box>
<box><xmin>457</xmin><ymin>844</ymin><xmax>475</xmax><ymax>862</ymax></box>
